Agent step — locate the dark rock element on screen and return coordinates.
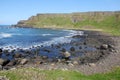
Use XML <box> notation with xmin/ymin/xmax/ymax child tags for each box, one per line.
<box><xmin>84</xmin><ymin>42</ymin><xmax>87</xmax><ymax>45</ymax></box>
<box><xmin>79</xmin><ymin>46</ymin><xmax>82</xmax><ymax>49</ymax></box>
<box><xmin>0</xmin><ymin>58</ymin><xmax>10</xmax><ymax>66</ymax></box>
<box><xmin>7</xmin><ymin>60</ymin><xmax>16</xmax><ymax>66</ymax></box>
<box><xmin>13</xmin><ymin>53</ymin><xmax>22</xmax><ymax>58</ymax></box>
<box><xmin>3</xmin><ymin>50</ymin><xmax>9</xmax><ymax>53</ymax></box>
<box><xmin>20</xmin><ymin>59</ymin><xmax>28</xmax><ymax>65</ymax></box>
<box><xmin>100</xmin><ymin>44</ymin><xmax>108</xmax><ymax>50</ymax></box>
<box><xmin>0</xmin><ymin>49</ymin><xmax>2</xmax><ymax>54</ymax></box>
<box><xmin>108</xmin><ymin>44</ymin><xmax>115</xmax><ymax>49</ymax></box>
<box><xmin>61</xmin><ymin>48</ymin><xmax>66</xmax><ymax>52</ymax></box>
<box><xmin>56</xmin><ymin>45</ymin><xmax>61</xmax><ymax>49</ymax></box>
<box><xmin>72</xmin><ymin>35</ymin><xmax>81</xmax><ymax>38</ymax></box>
<box><xmin>70</xmin><ymin>47</ymin><xmax>75</xmax><ymax>51</ymax></box>
<box><xmin>44</xmin><ymin>49</ymin><xmax>51</xmax><ymax>53</ymax></box>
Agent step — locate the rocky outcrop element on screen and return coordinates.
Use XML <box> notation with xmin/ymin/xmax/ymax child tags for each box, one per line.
<box><xmin>14</xmin><ymin>11</ymin><xmax>120</xmax><ymax>28</ymax></box>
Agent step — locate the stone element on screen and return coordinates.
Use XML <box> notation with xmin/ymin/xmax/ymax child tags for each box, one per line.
<box><xmin>0</xmin><ymin>76</ymin><xmax>9</xmax><ymax>80</ymax></box>
<box><xmin>73</xmin><ymin>61</ymin><xmax>79</xmax><ymax>65</ymax></box>
<box><xmin>7</xmin><ymin>60</ymin><xmax>16</xmax><ymax>66</ymax></box>
<box><xmin>108</xmin><ymin>44</ymin><xmax>115</xmax><ymax>49</ymax></box>
<box><xmin>0</xmin><ymin>58</ymin><xmax>10</xmax><ymax>66</ymax></box>
<box><xmin>61</xmin><ymin>48</ymin><xmax>66</xmax><ymax>52</ymax></box>
<box><xmin>0</xmin><ymin>49</ymin><xmax>2</xmax><ymax>54</ymax></box>
<box><xmin>79</xmin><ymin>46</ymin><xmax>82</xmax><ymax>49</ymax></box>
<box><xmin>20</xmin><ymin>59</ymin><xmax>28</xmax><ymax>65</ymax></box>
<box><xmin>42</xmin><ymin>56</ymin><xmax>48</xmax><ymax>59</ymax></box>
<box><xmin>51</xmin><ymin>63</ymin><xmax>55</xmax><ymax>66</ymax></box>
<box><xmin>0</xmin><ymin>65</ymin><xmax>3</xmax><ymax>70</ymax></box>
<box><xmin>70</xmin><ymin>47</ymin><xmax>75</xmax><ymax>51</ymax></box>
<box><xmin>100</xmin><ymin>44</ymin><xmax>108</xmax><ymax>50</ymax></box>
<box><xmin>88</xmin><ymin>63</ymin><xmax>96</xmax><ymax>67</ymax></box>
<box><xmin>44</xmin><ymin>49</ymin><xmax>51</xmax><ymax>53</ymax></box>
<box><xmin>62</xmin><ymin>51</ymin><xmax>71</xmax><ymax>58</ymax></box>
<box><xmin>14</xmin><ymin>53</ymin><xmax>22</xmax><ymax>58</ymax></box>
<box><xmin>68</xmin><ymin>63</ymin><xmax>74</xmax><ymax>67</ymax></box>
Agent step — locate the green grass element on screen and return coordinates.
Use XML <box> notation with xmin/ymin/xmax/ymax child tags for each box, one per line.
<box><xmin>0</xmin><ymin>67</ymin><xmax>120</xmax><ymax>80</ymax></box>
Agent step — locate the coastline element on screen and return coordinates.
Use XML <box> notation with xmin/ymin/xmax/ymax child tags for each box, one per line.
<box><xmin>1</xmin><ymin>28</ymin><xmax>119</xmax><ymax>75</ymax></box>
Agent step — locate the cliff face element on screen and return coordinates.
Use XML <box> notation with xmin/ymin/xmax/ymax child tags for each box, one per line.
<box><xmin>15</xmin><ymin>11</ymin><xmax>120</xmax><ymax>29</ymax></box>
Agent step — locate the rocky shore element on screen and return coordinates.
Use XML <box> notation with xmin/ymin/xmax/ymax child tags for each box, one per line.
<box><xmin>0</xmin><ymin>30</ymin><xmax>118</xmax><ymax>74</ymax></box>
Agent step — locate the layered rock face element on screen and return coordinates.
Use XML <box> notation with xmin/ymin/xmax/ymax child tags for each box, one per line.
<box><xmin>15</xmin><ymin>11</ymin><xmax>120</xmax><ymax>28</ymax></box>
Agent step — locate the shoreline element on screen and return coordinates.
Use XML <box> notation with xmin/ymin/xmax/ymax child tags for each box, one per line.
<box><xmin>1</xmin><ymin>29</ymin><xmax>119</xmax><ymax>75</ymax></box>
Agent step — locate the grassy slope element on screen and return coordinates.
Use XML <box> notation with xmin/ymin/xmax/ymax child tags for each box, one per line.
<box><xmin>0</xmin><ymin>67</ymin><xmax>120</xmax><ymax>80</ymax></box>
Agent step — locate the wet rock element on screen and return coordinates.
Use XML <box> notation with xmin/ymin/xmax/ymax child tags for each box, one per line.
<box><xmin>62</xmin><ymin>51</ymin><xmax>71</xmax><ymax>59</ymax></box>
<box><xmin>0</xmin><ymin>58</ymin><xmax>10</xmax><ymax>66</ymax></box>
<box><xmin>61</xmin><ymin>48</ymin><xmax>66</xmax><ymax>52</ymax></box>
<box><xmin>79</xmin><ymin>46</ymin><xmax>82</xmax><ymax>49</ymax></box>
<box><xmin>3</xmin><ymin>50</ymin><xmax>9</xmax><ymax>53</ymax></box>
<box><xmin>13</xmin><ymin>53</ymin><xmax>22</xmax><ymax>58</ymax></box>
<box><xmin>84</xmin><ymin>42</ymin><xmax>87</xmax><ymax>45</ymax></box>
<box><xmin>44</xmin><ymin>49</ymin><xmax>51</xmax><ymax>53</ymax></box>
<box><xmin>72</xmin><ymin>35</ymin><xmax>81</xmax><ymax>38</ymax></box>
<box><xmin>56</xmin><ymin>45</ymin><xmax>61</xmax><ymax>49</ymax></box>
<box><xmin>20</xmin><ymin>59</ymin><xmax>28</xmax><ymax>65</ymax></box>
<box><xmin>70</xmin><ymin>47</ymin><xmax>75</xmax><ymax>52</ymax></box>
<box><xmin>100</xmin><ymin>44</ymin><xmax>108</xmax><ymax>50</ymax></box>
<box><xmin>0</xmin><ymin>49</ymin><xmax>2</xmax><ymax>54</ymax></box>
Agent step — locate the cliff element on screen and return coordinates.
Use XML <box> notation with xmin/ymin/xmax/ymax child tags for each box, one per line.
<box><xmin>15</xmin><ymin>11</ymin><xmax>120</xmax><ymax>31</ymax></box>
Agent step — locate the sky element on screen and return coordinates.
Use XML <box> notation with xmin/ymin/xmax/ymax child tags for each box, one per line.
<box><xmin>0</xmin><ymin>0</ymin><xmax>120</xmax><ymax>25</ymax></box>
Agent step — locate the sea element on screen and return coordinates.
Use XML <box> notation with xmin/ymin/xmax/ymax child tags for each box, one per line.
<box><xmin>0</xmin><ymin>25</ymin><xmax>84</xmax><ymax>50</ymax></box>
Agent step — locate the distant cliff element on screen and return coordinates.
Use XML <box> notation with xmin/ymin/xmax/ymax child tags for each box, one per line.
<box><xmin>15</xmin><ymin>11</ymin><xmax>120</xmax><ymax>30</ymax></box>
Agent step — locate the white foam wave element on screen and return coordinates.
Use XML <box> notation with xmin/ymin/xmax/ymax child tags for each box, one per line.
<box><xmin>0</xmin><ymin>33</ymin><xmax>12</xmax><ymax>39</ymax></box>
<box><xmin>42</xmin><ymin>34</ymin><xmax>52</xmax><ymax>36</ymax></box>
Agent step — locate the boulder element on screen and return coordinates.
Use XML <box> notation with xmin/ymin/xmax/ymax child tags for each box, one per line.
<box><xmin>42</xmin><ymin>56</ymin><xmax>48</xmax><ymax>60</ymax></box>
<box><xmin>0</xmin><ymin>49</ymin><xmax>2</xmax><ymax>54</ymax></box>
<box><xmin>14</xmin><ymin>53</ymin><xmax>22</xmax><ymax>58</ymax></box>
<box><xmin>108</xmin><ymin>44</ymin><xmax>115</xmax><ymax>49</ymax></box>
<box><xmin>0</xmin><ymin>58</ymin><xmax>10</xmax><ymax>66</ymax></box>
<box><xmin>70</xmin><ymin>47</ymin><xmax>75</xmax><ymax>51</ymax></box>
<box><xmin>7</xmin><ymin>60</ymin><xmax>16</xmax><ymax>66</ymax></box>
<box><xmin>44</xmin><ymin>49</ymin><xmax>51</xmax><ymax>53</ymax></box>
<box><xmin>100</xmin><ymin>44</ymin><xmax>108</xmax><ymax>50</ymax></box>
<box><xmin>61</xmin><ymin>48</ymin><xmax>66</xmax><ymax>52</ymax></box>
<box><xmin>73</xmin><ymin>61</ymin><xmax>79</xmax><ymax>65</ymax></box>
<box><xmin>88</xmin><ymin>63</ymin><xmax>96</xmax><ymax>67</ymax></box>
<box><xmin>20</xmin><ymin>59</ymin><xmax>28</xmax><ymax>65</ymax></box>
<box><xmin>62</xmin><ymin>51</ymin><xmax>71</xmax><ymax>58</ymax></box>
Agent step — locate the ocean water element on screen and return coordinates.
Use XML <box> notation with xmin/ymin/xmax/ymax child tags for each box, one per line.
<box><xmin>0</xmin><ymin>25</ymin><xmax>84</xmax><ymax>50</ymax></box>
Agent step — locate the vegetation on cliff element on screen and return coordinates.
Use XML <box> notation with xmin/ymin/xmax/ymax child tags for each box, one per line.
<box><xmin>16</xmin><ymin>11</ymin><xmax>120</xmax><ymax>35</ymax></box>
